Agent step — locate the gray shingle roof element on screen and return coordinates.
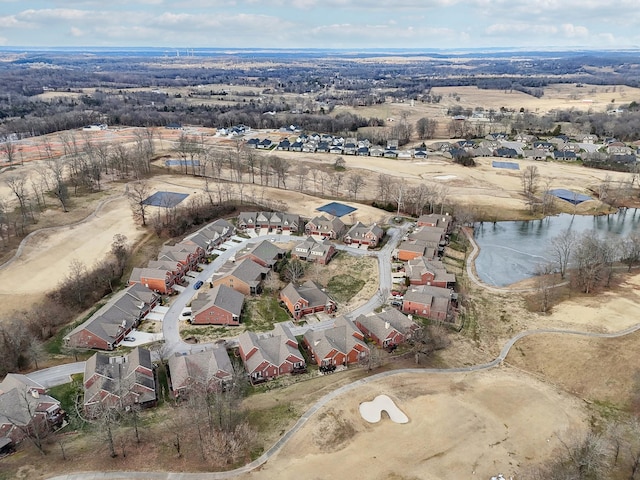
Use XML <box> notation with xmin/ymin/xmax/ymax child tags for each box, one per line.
<box><xmin>356</xmin><ymin>309</ymin><xmax>418</xmax><ymax>341</ymax></box>
<box><xmin>227</xmin><ymin>259</ymin><xmax>269</xmax><ymax>286</ymax></box>
<box><xmin>65</xmin><ymin>284</ymin><xmax>158</xmax><ymax>348</ymax></box>
<box><xmin>238</xmin><ymin>323</ymin><xmax>302</xmax><ymax>375</ymax></box>
<box><xmin>168</xmin><ymin>346</ymin><xmax>233</xmax><ymax>392</ymax></box>
<box><xmin>83</xmin><ymin>347</ymin><xmax>156</xmax><ymax>407</ymax></box>
<box><xmin>191</xmin><ymin>284</ymin><xmax>244</xmax><ymax>317</ymax></box>
<box><xmin>238</xmin><ymin>240</ymin><xmax>284</xmax><ymax>266</ymax></box>
<box><xmin>282</xmin><ymin>280</ymin><xmax>334</xmax><ymax>309</ymax></box>
<box><xmin>304</xmin><ymin>316</ymin><xmax>367</xmax><ymax>362</ymax></box>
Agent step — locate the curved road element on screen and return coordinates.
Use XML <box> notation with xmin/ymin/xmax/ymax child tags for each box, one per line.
<box><xmin>47</xmin><ymin>322</ymin><xmax>640</xmax><ymax>480</ymax></box>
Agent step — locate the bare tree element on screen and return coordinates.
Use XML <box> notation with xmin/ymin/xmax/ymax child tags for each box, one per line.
<box><xmin>320</xmin><ymin>171</ymin><xmax>331</xmax><ymax>195</ymax></box>
<box><xmin>110</xmin><ymin>233</ymin><xmax>129</xmax><ymax>277</ymax></box>
<box><xmin>0</xmin><ymin>137</ymin><xmax>18</xmax><ymax>167</ymax></box>
<box><xmin>46</xmin><ymin>157</ymin><xmax>70</xmax><ymax>212</ymax></box>
<box><xmin>621</xmin><ymin>232</ymin><xmax>640</xmax><ymax>272</ymax></box>
<box><xmin>310</xmin><ymin>168</ymin><xmax>320</xmax><ymax>194</ymax></box>
<box><xmin>284</xmin><ymin>259</ymin><xmax>307</xmax><ymax>284</ymax></box>
<box><xmin>331</xmin><ymin>172</ymin><xmax>344</xmax><ymax>197</ymax></box>
<box><xmin>262</xmin><ymin>271</ymin><xmax>282</xmax><ymax>293</ymax></box>
<box><xmin>347</xmin><ymin>173</ymin><xmax>366</xmax><ymax>200</ymax></box>
<box><xmin>126</xmin><ymin>180</ymin><xmax>151</xmax><ymax>226</ymax></box>
<box><xmin>521</xmin><ymin>165</ymin><xmax>540</xmax><ymax>196</ymax></box>
<box><xmin>174</xmin><ymin>133</ymin><xmax>202</xmax><ymax>176</ymax></box>
<box><xmin>5</xmin><ymin>173</ymin><xmax>31</xmax><ymax>226</ymax></box>
<box><xmin>410</xmin><ymin>322</ymin><xmax>450</xmax><ymax>364</ymax></box>
<box><xmin>598</xmin><ymin>174</ymin><xmax>613</xmax><ymax>204</ymax></box>
<box><xmin>295</xmin><ymin>164</ymin><xmax>309</xmax><ymax>192</ymax></box>
<box><xmin>436</xmin><ymin>184</ymin><xmax>450</xmax><ymax>214</ymax></box>
<box><xmin>93</xmin><ymin>402</ymin><xmax>120</xmax><ymax>458</ymax></box>
<box><xmin>0</xmin><ymin>196</ymin><xmax>8</xmax><ymax>246</ymax></box>
<box><xmin>572</xmin><ymin>231</ymin><xmax>607</xmax><ymax>294</ymax></box>
<box><xmin>541</xmin><ymin>177</ymin><xmax>555</xmax><ymax>216</ymax></box>
<box><xmin>550</xmin><ymin>229</ymin><xmax>577</xmax><ymax>280</ymax></box>
<box><xmin>377</xmin><ymin>173</ymin><xmax>393</xmax><ymax>205</ymax></box>
<box><xmin>244</xmin><ymin>149</ymin><xmax>257</xmax><ymax>184</ymax></box>
<box><xmin>269</xmin><ymin>156</ymin><xmax>290</xmax><ymax>189</ymax></box>
<box><xmin>390</xmin><ymin>180</ymin><xmax>405</xmax><ymax>216</ymax></box>
<box><xmin>415</xmin><ymin>117</ymin><xmax>437</xmax><ymax>140</ymax></box>
<box><xmin>534</xmin><ymin>262</ymin><xmax>558</xmax><ymax>313</ymax></box>
<box><xmin>526</xmin><ymin>431</ymin><xmax>610</xmax><ymax>480</ymax></box>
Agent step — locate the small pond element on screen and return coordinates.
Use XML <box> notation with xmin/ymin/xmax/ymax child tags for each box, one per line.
<box><xmin>473</xmin><ymin>209</ymin><xmax>640</xmax><ymax>286</ymax></box>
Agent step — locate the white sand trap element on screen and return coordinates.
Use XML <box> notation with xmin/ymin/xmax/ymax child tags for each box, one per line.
<box><xmin>359</xmin><ymin>394</ymin><xmax>409</xmax><ymax>424</ymax></box>
<box><xmin>434</xmin><ymin>174</ymin><xmax>457</xmax><ymax>180</ymax></box>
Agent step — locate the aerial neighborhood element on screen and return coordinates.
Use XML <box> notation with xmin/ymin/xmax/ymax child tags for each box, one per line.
<box><xmin>4</xmin><ymin>42</ymin><xmax>640</xmax><ymax>478</ymax></box>
<box><xmin>0</xmin><ymin>205</ymin><xmax>459</xmax><ymax>452</ymax></box>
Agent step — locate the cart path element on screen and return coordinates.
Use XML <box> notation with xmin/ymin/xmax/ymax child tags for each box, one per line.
<box><xmin>45</xmin><ymin>321</ymin><xmax>640</xmax><ymax>480</ymax></box>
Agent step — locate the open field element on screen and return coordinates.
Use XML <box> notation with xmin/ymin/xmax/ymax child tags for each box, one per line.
<box><xmin>0</xmin><ymin>125</ymin><xmax>633</xmax><ymax>319</ymax></box>
<box><xmin>240</xmin><ymin>369</ymin><xmax>588</xmax><ymax>480</ymax></box>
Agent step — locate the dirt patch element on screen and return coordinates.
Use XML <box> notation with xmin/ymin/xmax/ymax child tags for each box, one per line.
<box><xmin>312</xmin><ymin>408</ymin><xmax>358</xmax><ymax>452</ymax></box>
<box><xmin>506</xmin><ymin>330</ymin><xmax>640</xmax><ymax>408</ymax></box>
<box><xmin>314</xmin><ymin>252</ymin><xmax>378</xmax><ymax>311</ymax></box>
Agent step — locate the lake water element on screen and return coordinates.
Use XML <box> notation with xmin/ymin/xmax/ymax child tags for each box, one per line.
<box><xmin>473</xmin><ymin>209</ymin><xmax>640</xmax><ymax>286</ymax></box>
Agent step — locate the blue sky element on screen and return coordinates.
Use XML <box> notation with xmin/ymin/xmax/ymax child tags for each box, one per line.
<box><xmin>0</xmin><ymin>0</ymin><xmax>638</xmax><ymax>50</ymax></box>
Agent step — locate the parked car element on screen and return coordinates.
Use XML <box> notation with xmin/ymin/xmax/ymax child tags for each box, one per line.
<box><xmin>124</xmin><ymin>336</ymin><xmax>135</xmax><ymax>342</ymax></box>
<box><xmin>181</xmin><ymin>310</ymin><xmax>192</xmax><ymax>317</ymax></box>
<box><xmin>193</xmin><ymin>280</ymin><xmax>203</xmax><ymax>290</ymax></box>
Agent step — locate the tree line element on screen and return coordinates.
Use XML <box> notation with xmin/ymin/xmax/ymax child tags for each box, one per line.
<box><xmin>0</xmin><ymin>234</ymin><xmax>131</xmax><ymax>376</ymax></box>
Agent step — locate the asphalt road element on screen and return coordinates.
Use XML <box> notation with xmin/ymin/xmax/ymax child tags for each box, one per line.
<box><xmin>26</xmin><ymin>362</ymin><xmax>85</xmax><ymax>388</ymax></box>
<box><xmin>162</xmin><ymin>233</ymin><xmax>298</xmax><ymax>357</ymax></box>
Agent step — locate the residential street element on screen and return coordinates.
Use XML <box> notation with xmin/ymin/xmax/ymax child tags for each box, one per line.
<box><xmin>28</xmin><ymin>223</ymin><xmax>410</xmax><ymax>387</ymax></box>
<box><xmin>162</xmin><ymin>232</ymin><xmax>295</xmax><ymax>357</ymax></box>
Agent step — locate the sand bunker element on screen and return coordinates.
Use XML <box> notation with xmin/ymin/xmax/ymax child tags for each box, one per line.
<box><xmin>434</xmin><ymin>174</ymin><xmax>457</xmax><ymax>180</ymax></box>
<box><xmin>359</xmin><ymin>394</ymin><xmax>408</xmax><ymax>424</ymax></box>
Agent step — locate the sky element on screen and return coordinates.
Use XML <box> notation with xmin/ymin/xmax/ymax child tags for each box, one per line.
<box><xmin>0</xmin><ymin>0</ymin><xmax>639</xmax><ymax>50</ymax></box>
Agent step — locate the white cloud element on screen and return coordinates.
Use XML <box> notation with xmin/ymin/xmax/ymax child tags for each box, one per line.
<box><xmin>19</xmin><ymin>8</ymin><xmax>93</xmax><ymax>22</ymax></box>
<box><xmin>0</xmin><ymin>15</ymin><xmax>20</xmax><ymax>28</ymax></box>
<box><xmin>69</xmin><ymin>26</ymin><xmax>84</xmax><ymax>37</ymax></box>
<box><xmin>309</xmin><ymin>22</ymin><xmax>461</xmax><ymax>47</ymax></box>
<box><xmin>485</xmin><ymin>23</ymin><xmax>559</xmax><ymax>36</ymax></box>
<box><xmin>561</xmin><ymin>23</ymin><xmax>588</xmax><ymax>38</ymax></box>
<box><xmin>245</xmin><ymin>0</ymin><xmax>458</xmax><ymax>9</ymax></box>
<box><xmin>0</xmin><ymin>0</ymin><xmax>636</xmax><ymax>48</ymax></box>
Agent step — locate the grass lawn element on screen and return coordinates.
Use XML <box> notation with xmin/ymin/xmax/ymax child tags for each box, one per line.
<box><xmin>244</xmin><ymin>295</ymin><xmax>291</xmax><ymax>332</ymax></box>
<box><xmin>48</xmin><ymin>377</ymin><xmax>82</xmax><ymax>415</ymax></box>
<box><xmin>326</xmin><ymin>274</ymin><xmax>365</xmax><ymax>303</ymax></box>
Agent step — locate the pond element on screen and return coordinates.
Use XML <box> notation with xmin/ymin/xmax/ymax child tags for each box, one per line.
<box><xmin>473</xmin><ymin>209</ymin><xmax>640</xmax><ymax>287</ymax></box>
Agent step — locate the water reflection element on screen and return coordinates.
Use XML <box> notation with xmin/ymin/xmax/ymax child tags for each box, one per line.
<box><xmin>473</xmin><ymin>209</ymin><xmax>640</xmax><ymax>286</ymax></box>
